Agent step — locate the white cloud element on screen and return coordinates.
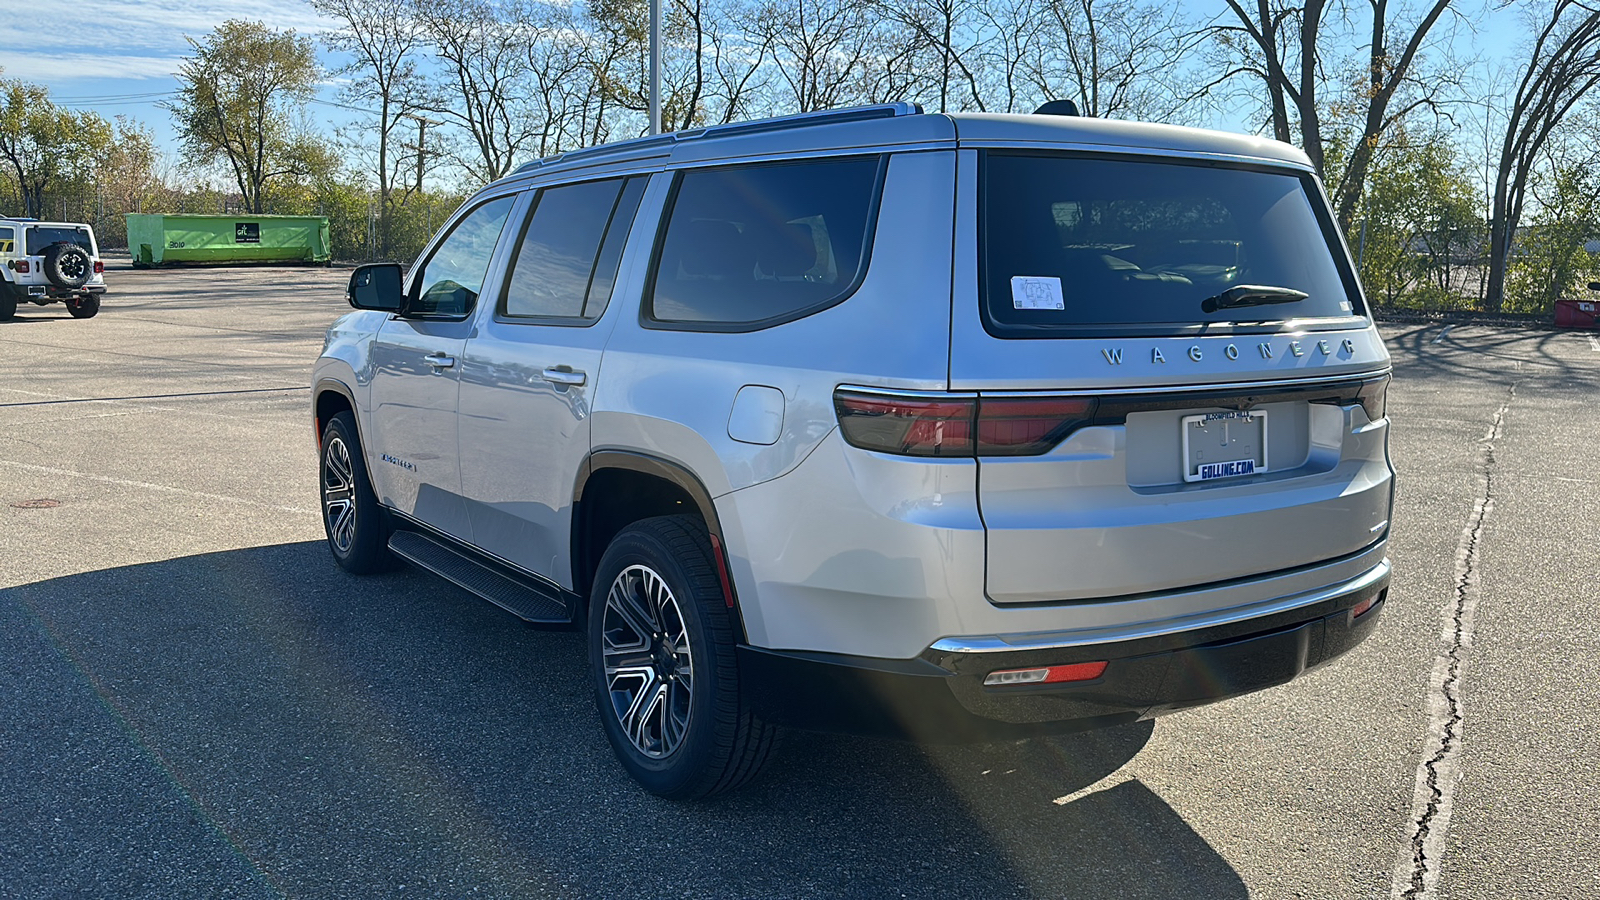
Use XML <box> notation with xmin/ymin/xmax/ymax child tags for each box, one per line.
<box><xmin>0</xmin><ymin>52</ymin><xmax>178</xmax><ymax>82</ymax></box>
<box><xmin>0</xmin><ymin>0</ymin><xmax>338</xmax><ymax>57</ymax></box>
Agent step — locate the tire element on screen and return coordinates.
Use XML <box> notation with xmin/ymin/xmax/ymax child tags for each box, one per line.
<box><xmin>588</xmin><ymin>515</ymin><xmax>778</xmax><ymax>799</ymax></box>
<box><xmin>42</xmin><ymin>243</ymin><xmax>91</xmax><ymax>289</ymax></box>
<box><xmin>65</xmin><ymin>295</ymin><xmax>100</xmax><ymax>319</ymax></box>
<box><xmin>319</xmin><ymin>411</ymin><xmax>394</xmax><ymax>574</ymax></box>
<box><xmin>0</xmin><ymin>292</ymin><xmax>15</xmax><ymax>321</ymax></box>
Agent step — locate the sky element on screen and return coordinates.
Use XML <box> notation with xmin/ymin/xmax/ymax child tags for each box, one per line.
<box><xmin>0</xmin><ymin>0</ymin><xmax>1533</xmax><ymax>168</ymax></box>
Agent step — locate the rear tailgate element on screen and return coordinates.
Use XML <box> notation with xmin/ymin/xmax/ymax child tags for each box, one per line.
<box><xmin>950</xmin><ymin>148</ymin><xmax>1393</xmax><ymax>603</ymax></box>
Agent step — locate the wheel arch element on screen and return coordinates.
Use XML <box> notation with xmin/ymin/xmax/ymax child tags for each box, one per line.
<box><xmin>573</xmin><ymin>451</ymin><xmax>746</xmax><ymax>640</ymax></box>
<box><xmin>313</xmin><ymin>378</ymin><xmax>358</xmax><ymax>448</ymax></box>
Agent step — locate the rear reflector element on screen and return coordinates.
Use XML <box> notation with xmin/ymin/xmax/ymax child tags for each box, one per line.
<box><xmin>984</xmin><ymin>661</ymin><xmax>1108</xmax><ymax>686</ymax></box>
<box><xmin>1351</xmin><ymin>590</ymin><xmax>1384</xmax><ymax>619</ymax></box>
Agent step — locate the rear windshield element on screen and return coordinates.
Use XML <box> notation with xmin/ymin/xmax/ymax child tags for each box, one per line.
<box><xmin>26</xmin><ymin>226</ymin><xmax>93</xmax><ymax>256</ymax></box>
<box><xmin>982</xmin><ymin>153</ymin><xmax>1361</xmax><ymax>337</ymax></box>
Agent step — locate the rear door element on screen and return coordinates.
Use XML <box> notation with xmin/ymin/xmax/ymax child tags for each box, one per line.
<box><xmin>366</xmin><ymin>193</ymin><xmax>520</xmax><ymax>540</ymax></box>
<box><xmin>950</xmin><ymin>148</ymin><xmax>1394</xmax><ymax>603</ymax></box>
<box><xmin>456</xmin><ymin>175</ymin><xmax>648</xmax><ymax>586</ymax></box>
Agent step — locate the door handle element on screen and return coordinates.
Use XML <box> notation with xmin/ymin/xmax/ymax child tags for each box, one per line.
<box><xmin>424</xmin><ymin>353</ymin><xmax>456</xmax><ymax>369</ymax></box>
<box><xmin>541</xmin><ymin>367</ymin><xmax>586</xmax><ymax>386</ymax></box>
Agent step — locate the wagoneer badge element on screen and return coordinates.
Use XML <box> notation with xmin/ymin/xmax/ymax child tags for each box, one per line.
<box><xmin>1100</xmin><ymin>339</ymin><xmax>1357</xmax><ymax>365</ymax></box>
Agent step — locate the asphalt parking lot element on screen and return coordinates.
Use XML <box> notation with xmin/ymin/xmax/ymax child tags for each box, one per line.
<box><xmin>2</xmin><ymin>265</ymin><xmax>1597</xmax><ymax>899</ymax></box>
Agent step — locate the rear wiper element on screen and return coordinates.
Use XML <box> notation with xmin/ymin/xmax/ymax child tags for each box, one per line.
<box><xmin>1201</xmin><ymin>285</ymin><xmax>1309</xmax><ymax>314</ymax></box>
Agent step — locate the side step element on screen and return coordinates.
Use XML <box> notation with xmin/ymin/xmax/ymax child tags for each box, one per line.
<box><xmin>388</xmin><ymin>530</ymin><xmax>572</xmax><ymax>624</ymax></box>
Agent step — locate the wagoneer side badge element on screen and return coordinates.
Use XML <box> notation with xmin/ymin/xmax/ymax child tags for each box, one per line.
<box><xmin>1101</xmin><ymin>339</ymin><xmax>1357</xmax><ymax>365</ymax></box>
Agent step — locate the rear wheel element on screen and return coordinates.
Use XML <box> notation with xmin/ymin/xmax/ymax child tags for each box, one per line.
<box><xmin>0</xmin><ymin>293</ymin><xmax>15</xmax><ymax>321</ymax></box>
<box><xmin>588</xmin><ymin>515</ymin><xmax>777</xmax><ymax>799</ymax></box>
<box><xmin>319</xmin><ymin>411</ymin><xmax>393</xmax><ymax>574</ymax></box>
<box><xmin>65</xmin><ymin>295</ymin><xmax>100</xmax><ymax>319</ymax></box>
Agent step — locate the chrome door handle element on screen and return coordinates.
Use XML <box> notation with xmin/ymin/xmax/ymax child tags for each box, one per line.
<box><xmin>541</xmin><ymin>367</ymin><xmax>586</xmax><ymax>386</ymax></box>
<box><xmin>424</xmin><ymin>353</ymin><xmax>456</xmax><ymax>369</ymax></box>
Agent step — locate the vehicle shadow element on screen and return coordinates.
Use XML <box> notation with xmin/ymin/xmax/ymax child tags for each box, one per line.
<box><xmin>2</xmin><ymin>541</ymin><xmax>1245</xmax><ymax>899</ymax></box>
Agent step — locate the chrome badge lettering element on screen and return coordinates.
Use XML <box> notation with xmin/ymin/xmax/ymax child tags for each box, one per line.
<box><xmin>1102</xmin><ymin>347</ymin><xmax>1124</xmax><ymax>365</ymax></box>
<box><xmin>381</xmin><ymin>453</ymin><xmax>417</xmax><ymax>473</ymax></box>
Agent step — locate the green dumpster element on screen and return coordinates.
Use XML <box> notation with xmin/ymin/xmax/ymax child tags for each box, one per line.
<box><xmin>126</xmin><ymin>214</ymin><xmax>331</xmax><ymax>267</ymax></box>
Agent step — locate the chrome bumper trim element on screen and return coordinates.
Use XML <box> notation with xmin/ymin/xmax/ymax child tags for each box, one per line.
<box><xmin>929</xmin><ymin>558</ymin><xmax>1391</xmax><ymax>654</ymax></box>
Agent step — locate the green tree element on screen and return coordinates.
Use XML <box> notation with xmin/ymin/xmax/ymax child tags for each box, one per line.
<box><xmin>1507</xmin><ymin>163</ymin><xmax>1600</xmax><ymax>313</ymax></box>
<box><xmin>0</xmin><ymin>79</ymin><xmax>113</xmax><ymax>218</ymax></box>
<box><xmin>1354</xmin><ymin>131</ymin><xmax>1482</xmax><ymax>309</ymax></box>
<box><xmin>167</xmin><ymin>19</ymin><xmax>320</xmax><ymax>214</ymax></box>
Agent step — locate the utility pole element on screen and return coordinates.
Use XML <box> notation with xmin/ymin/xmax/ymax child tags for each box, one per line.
<box><xmin>649</xmin><ymin>0</ymin><xmax>662</xmax><ymax>134</ymax></box>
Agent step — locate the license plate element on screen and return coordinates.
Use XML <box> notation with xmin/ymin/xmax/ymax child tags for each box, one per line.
<box><xmin>27</xmin><ymin>286</ymin><xmax>45</xmax><ymax>296</ymax></box>
<box><xmin>1182</xmin><ymin>411</ymin><xmax>1267</xmax><ymax>482</ymax></box>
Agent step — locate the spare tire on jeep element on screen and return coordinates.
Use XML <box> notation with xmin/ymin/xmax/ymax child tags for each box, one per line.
<box><xmin>43</xmin><ymin>242</ymin><xmax>91</xmax><ymax>289</ymax></box>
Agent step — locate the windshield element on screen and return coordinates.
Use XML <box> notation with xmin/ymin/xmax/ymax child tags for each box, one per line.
<box><xmin>26</xmin><ymin>226</ymin><xmax>93</xmax><ymax>256</ymax></box>
<box><xmin>981</xmin><ymin>152</ymin><xmax>1361</xmax><ymax>336</ymax></box>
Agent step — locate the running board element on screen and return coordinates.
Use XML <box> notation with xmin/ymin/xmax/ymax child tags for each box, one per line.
<box><xmin>388</xmin><ymin>530</ymin><xmax>572</xmax><ymax>624</ymax></box>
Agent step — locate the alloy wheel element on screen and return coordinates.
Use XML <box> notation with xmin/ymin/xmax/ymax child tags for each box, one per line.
<box><xmin>602</xmin><ymin>564</ymin><xmax>694</xmax><ymax>758</ymax></box>
<box><xmin>322</xmin><ymin>435</ymin><xmax>357</xmax><ymax>554</ymax></box>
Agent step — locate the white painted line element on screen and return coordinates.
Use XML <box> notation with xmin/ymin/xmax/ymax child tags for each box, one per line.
<box><xmin>0</xmin><ymin>460</ymin><xmax>314</xmax><ymax>515</ymax></box>
<box><xmin>1587</xmin><ymin>333</ymin><xmax>1600</xmax><ymax>352</ymax></box>
<box><xmin>1431</xmin><ymin>325</ymin><xmax>1454</xmax><ymax>345</ymax></box>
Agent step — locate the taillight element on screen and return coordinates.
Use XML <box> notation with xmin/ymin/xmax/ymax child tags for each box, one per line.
<box><xmin>833</xmin><ymin>391</ymin><xmax>974</xmax><ymax>457</ymax></box>
<box><xmin>1355</xmin><ymin>375</ymin><xmax>1388</xmax><ymax>421</ymax></box>
<box><xmin>834</xmin><ymin>390</ymin><xmax>1096</xmax><ymax>457</ymax></box>
<box><xmin>14</xmin><ymin>260</ymin><xmax>28</xmax><ymax>274</ymax></box>
<box><xmin>93</xmin><ymin>261</ymin><xmax>104</xmax><ymax>274</ymax></box>
<box><xmin>976</xmin><ymin>397</ymin><xmax>1096</xmax><ymax>456</ymax></box>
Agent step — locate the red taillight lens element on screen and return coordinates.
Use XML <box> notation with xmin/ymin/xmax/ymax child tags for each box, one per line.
<box><xmin>834</xmin><ymin>390</ymin><xmax>975</xmax><ymax>457</ymax></box>
<box><xmin>835</xmin><ymin>390</ymin><xmax>1097</xmax><ymax>458</ymax></box>
<box><xmin>93</xmin><ymin>261</ymin><xmax>104</xmax><ymax>274</ymax></box>
<box><xmin>14</xmin><ymin>260</ymin><xmax>28</xmax><ymax>274</ymax></box>
<box><xmin>984</xmin><ymin>661</ymin><xmax>1108</xmax><ymax>686</ymax></box>
<box><xmin>976</xmin><ymin>397</ymin><xmax>1096</xmax><ymax>456</ymax></box>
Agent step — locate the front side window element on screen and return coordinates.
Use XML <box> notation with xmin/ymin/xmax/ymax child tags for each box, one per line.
<box><xmin>410</xmin><ymin>195</ymin><xmax>517</xmax><ymax>317</ymax></box>
<box><xmin>982</xmin><ymin>153</ymin><xmax>1361</xmax><ymax>336</ymax></box>
<box><xmin>647</xmin><ymin>156</ymin><xmax>882</xmax><ymax>329</ymax></box>
<box><xmin>500</xmin><ymin>176</ymin><xmax>645</xmax><ymax>321</ymax></box>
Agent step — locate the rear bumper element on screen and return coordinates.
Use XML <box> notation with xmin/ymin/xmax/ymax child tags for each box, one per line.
<box><xmin>739</xmin><ymin>559</ymin><xmax>1389</xmax><ymax>741</ymax></box>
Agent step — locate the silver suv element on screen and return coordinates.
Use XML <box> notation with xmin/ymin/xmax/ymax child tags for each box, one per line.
<box><xmin>313</xmin><ymin>103</ymin><xmax>1394</xmax><ymax>798</ymax></box>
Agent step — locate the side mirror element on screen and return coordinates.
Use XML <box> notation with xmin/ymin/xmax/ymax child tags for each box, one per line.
<box><xmin>348</xmin><ymin>263</ymin><xmax>404</xmax><ymax>312</ymax></box>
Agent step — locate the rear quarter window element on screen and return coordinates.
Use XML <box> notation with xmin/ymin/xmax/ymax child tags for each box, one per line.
<box><xmin>646</xmin><ymin>156</ymin><xmax>884</xmax><ymax>330</ymax></box>
<box><xmin>982</xmin><ymin>152</ymin><xmax>1363</xmax><ymax>337</ymax></box>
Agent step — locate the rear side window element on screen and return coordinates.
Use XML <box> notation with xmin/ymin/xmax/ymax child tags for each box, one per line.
<box><xmin>982</xmin><ymin>153</ymin><xmax>1360</xmax><ymax>337</ymax></box>
<box><xmin>411</xmin><ymin>195</ymin><xmax>516</xmax><ymax>317</ymax></box>
<box><xmin>647</xmin><ymin>156</ymin><xmax>883</xmax><ymax>329</ymax></box>
<box><xmin>26</xmin><ymin>227</ymin><xmax>92</xmax><ymax>255</ymax></box>
<box><xmin>0</xmin><ymin>227</ymin><xmax>13</xmax><ymax>254</ymax></box>
<box><xmin>500</xmin><ymin>176</ymin><xmax>646</xmax><ymax>321</ymax></box>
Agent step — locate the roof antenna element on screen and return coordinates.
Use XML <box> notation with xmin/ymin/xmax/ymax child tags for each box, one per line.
<box><xmin>1034</xmin><ymin>99</ymin><xmax>1081</xmax><ymax>117</ymax></box>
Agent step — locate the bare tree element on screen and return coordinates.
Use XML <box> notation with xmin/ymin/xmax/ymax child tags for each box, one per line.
<box><xmin>413</xmin><ymin>0</ymin><xmax>535</xmax><ymax>183</ymax></box>
<box><xmin>1027</xmin><ymin>0</ymin><xmax>1194</xmax><ymax>120</ymax></box>
<box><xmin>316</xmin><ymin>0</ymin><xmax>424</xmax><ymax>255</ymax></box>
<box><xmin>878</xmin><ymin>0</ymin><xmax>988</xmax><ymax>112</ymax></box>
<box><xmin>1485</xmin><ymin>0</ymin><xmax>1600</xmax><ymax>310</ymax></box>
<box><xmin>752</xmin><ymin>0</ymin><xmax>883</xmax><ymax>112</ymax></box>
<box><xmin>1210</xmin><ymin>0</ymin><xmax>1456</xmax><ymax>230</ymax></box>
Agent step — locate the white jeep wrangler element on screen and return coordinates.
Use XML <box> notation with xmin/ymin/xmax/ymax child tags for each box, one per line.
<box><xmin>0</xmin><ymin>219</ymin><xmax>107</xmax><ymax>320</ymax></box>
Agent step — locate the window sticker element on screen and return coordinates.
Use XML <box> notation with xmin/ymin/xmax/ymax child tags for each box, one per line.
<box><xmin>1011</xmin><ymin>275</ymin><xmax>1064</xmax><ymax>310</ymax></box>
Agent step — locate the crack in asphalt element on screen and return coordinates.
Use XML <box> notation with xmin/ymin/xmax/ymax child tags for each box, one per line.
<box><xmin>1395</xmin><ymin>381</ymin><xmax>1517</xmax><ymax>899</ymax></box>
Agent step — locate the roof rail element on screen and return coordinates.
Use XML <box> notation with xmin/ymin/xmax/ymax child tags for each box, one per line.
<box><xmin>511</xmin><ymin>102</ymin><xmax>923</xmax><ymax>176</ymax></box>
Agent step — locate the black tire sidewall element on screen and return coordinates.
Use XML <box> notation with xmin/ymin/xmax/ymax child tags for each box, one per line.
<box><xmin>66</xmin><ymin>295</ymin><xmax>99</xmax><ymax>318</ymax></box>
<box><xmin>44</xmin><ymin>244</ymin><xmax>90</xmax><ymax>289</ymax></box>
<box><xmin>587</xmin><ymin>517</ymin><xmax>738</xmax><ymax>798</ymax></box>
<box><xmin>0</xmin><ymin>292</ymin><xmax>15</xmax><ymax>320</ymax></box>
<box><xmin>320</xmin><ymin>411</ymin><xmax>391</xmax><ymax>573</ymax></box>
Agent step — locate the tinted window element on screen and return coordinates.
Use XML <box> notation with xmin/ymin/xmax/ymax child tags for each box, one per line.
<box><xmin>648</xmin><ymin>157</ymin><xmax>881</xmax><ymax>327</ymax></box>
<box><xmin>584</xmin><ymin>177</ymin><xmax>648</xmax><ymax>320</ymax></box>
<box><xmin>26</xmin><ymin>226</ymin><xmax>92</xmax><ymax>255</ymax></box>
<box><xmin>501</xmin><ymin>177</ymin><xmax>644</xmax><ymax>320</ymax></box>
<box><xmin>0</xmin><ymin>227</ymin><xmax>13</xmax><ymax>254</ymax></box>
<box><xmin>411</xmin><ymin>195</ymin><xmax>516</xmax><ymax>317</ymax></box>
<box><xmin>983</xmin><ymin>153</ymin><xmax>1358</xmax><ymax>335</ymax></box>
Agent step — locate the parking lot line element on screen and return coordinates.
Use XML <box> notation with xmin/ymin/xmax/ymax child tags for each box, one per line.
<box><xmin>1430</xmin><ymin>325</ymin><xmax>1454</xmax><ymax>344</ymax></box>
<box><xmin>1587</xmin><ymin>333</ymin><xmax>1600</xmax><ymax>352</ymax></box>
<box><xmin>0</xmin><ymin>460</ymin><xmax>314</xmax><ymax>515</ymax></box>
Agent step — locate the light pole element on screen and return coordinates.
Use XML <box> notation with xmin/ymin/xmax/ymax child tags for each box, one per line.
<box><xmin>649</xmin><ymin>0</ymin><xmax>662</xmax><ymax>134</ymax></box>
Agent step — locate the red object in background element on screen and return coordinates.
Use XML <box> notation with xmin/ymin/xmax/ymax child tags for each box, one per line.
<box><xmin>1555</xmin><ymin>298</ymin><xmax>1600</xmax><ymax>329</ymax></box>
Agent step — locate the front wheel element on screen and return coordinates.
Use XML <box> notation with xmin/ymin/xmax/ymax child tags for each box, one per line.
<box><xmin>319</xmin><ymin>411</ymin><xmax>393</xmax><ymax>574</ymax></box>
<box><xmin>588</xmin><ymin>515</ymin><xmax>777</xmax><ymax>799</ymax></box>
